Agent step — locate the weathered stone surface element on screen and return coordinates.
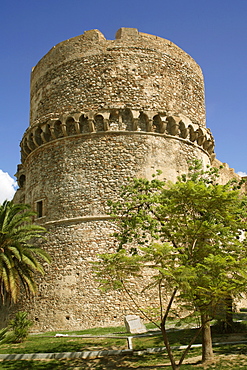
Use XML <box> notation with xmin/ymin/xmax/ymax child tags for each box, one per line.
<box><xmin>13</xmin><ymin>28</ymin><xmax>241</xmax><ymax>331</ymax></box>
<box><xmin>124</xmin><ymin>315</ymin><xmax>147</xmax><ymax>334</ymax></box>
<box><xmin>29</xmin><ymin>28</ymin><xmax>206</xmax><ymax>126</ymax></box>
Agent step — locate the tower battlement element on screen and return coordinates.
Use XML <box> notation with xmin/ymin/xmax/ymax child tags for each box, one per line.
<box><xmin>30</xmin><ymin>28</ymin><xmax>205</xmax><ymax>126</ymax></box>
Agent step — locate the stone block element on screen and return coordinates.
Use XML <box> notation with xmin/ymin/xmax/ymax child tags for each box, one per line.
<box><xmin>124</xmin><ymin>315</ymin><xmax>147</xmax><ymax>334</ymax></box>
<box><xmin>115</xmin><ymin>27</ymin><xmax>139</xmax><ymax>40</ymax></box>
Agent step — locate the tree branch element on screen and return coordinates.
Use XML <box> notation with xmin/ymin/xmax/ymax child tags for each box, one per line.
<box><xmin>121</xmin><ymin>280</ymin><xmax>160</xmax><ymax>329</ymax></box>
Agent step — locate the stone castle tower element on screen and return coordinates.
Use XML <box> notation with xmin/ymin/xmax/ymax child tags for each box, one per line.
<box><xmin>14</xmin><ymin>28</ymin><xmax>234</xmax><ymax>331</ymax></box>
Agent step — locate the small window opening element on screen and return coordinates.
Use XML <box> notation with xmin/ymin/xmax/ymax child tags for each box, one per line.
<box><xmin>19</xmin><ymin>174</ymin><xmax>26</xmax><ymax>188</ymax></box>
<box><xmin>36</xmin><ymin>201</ymin><xmax>43</xmax><ymax>218</ymax></box>
<box><xmin>66</xmin><ymin>315</ymin><xmax>70</xmax><ymax>320</ymax></box>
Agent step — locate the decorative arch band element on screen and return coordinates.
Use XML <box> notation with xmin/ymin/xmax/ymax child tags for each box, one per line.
<box><xmin>21</xmin><ymin>108</ymin><xmax>215</xmax><ymax>163</ymax></box>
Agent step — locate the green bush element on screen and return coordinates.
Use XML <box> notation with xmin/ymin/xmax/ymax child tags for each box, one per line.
<box><xmin>8</xmin><ymin>311</ymin><xmax>33</xmax><ymax>343</ymax></box>
<box><xmin>0</xmin><ymin>327</ymin><xmax>9</xmax><ymax>344</ymax></box>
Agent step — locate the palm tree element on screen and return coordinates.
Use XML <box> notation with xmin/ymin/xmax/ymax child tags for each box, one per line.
<box><xmin>0</xmin><ymin>200</ymin><xmax>51</xmax><ymax>325</ymax></box>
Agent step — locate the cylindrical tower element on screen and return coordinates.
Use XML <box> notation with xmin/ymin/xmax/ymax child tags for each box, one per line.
<box><xmin>15</xmin><ymin>28</ymin><xmax>215</xmax><ymax>331</ymax></box>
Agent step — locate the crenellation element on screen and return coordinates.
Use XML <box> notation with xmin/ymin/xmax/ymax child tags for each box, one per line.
<box><xmin>30</xmin><ymin>29</ymin><xmax>205</xmax><ymax>125</ymax></box>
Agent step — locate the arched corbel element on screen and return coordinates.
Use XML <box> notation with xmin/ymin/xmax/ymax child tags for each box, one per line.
<box><xmin>131</xmin><ymin>110</ymin><xmax>140</xmax><ymax>131</ymax></box>
<box><xmin>167</xmin><ymin>116</ymin><xmax>180</xmax><ymax>136</ymax></box>
<box><xmin>48</xmin><ymin>119</ymin><xmax>58</xmax><ymax>139</ymax></box>
<box><xmin>99</xmin><ymin>111</ymin><xmax>111</xmax><ymax>131</ymax></box>
<box><xmin>159</xmin><ymin>115</ymin><xmax>167</xmax><ymax>134</ymax></box>
<box><xmin>21</xmin><ymin>138</ymin><xmax>31</xmax><ymax>156</ymax></box>
<box><xmin>206</xmin><ymin>141</ymin><xmax>215</xmax><ymax>155</ymax></box>
<box><xmin>26</xmin><ymin>140</ymin><xmax>33</xmax><ymax>152</ymax></box>
<box><xmin>179</xmin><ymin>121</ymin><xmax>188</xmax><ymax>139</ymax></box>
<box><xmin>30</xmin><ymin>130</ymin><xmax>39</xmax><ymax>148</ymax></box>
<box><xmin>203</xmin><ymin>139</ymin><xmax>210</xmax><ymax>151</ymax></box>
<box><xmin>33</xmin><ymin>127</ymin><xmax>43</xmax><ymax>147</ymax></box>
<box><xmin>202</xmin><ymin>131</ymin><xmax>215</xmax><ymax>154</ymax></box>
<box><xmin>102</xmin><ymin>119</ymin><xmax>109</xmax><ymax>131</ymax></box>
<box><xmin>145</xmin><ymin>111</ymin><xmax>156</xmax><ymax>132</ymax></box>
<box><xmin>87</xmin><ymin>119</ymin><xmax>95</xmax><ymax>132</ymax></box>
<box><xmin>71</xmin><ymin>113</ymin><xmax>81</xmax><ymax>134</ymax></box>
<box><xmin>196</xmin><ymin>128</ymin><xmax>205</xmax><ymax>146</ymax></box>
<box><xmin>87</xmin><ymin>111</ymin><xmax>96</xmax><ymax>132</ymax></box>
<box><xmin>188</xmin><ymin>125</ymin><xmax>198</xmax><ymax>142</ymax></box>
<box><xmin>118</xmin><ymin>113</ymin><xmax>123</xmax><ymax>130</ymax></box>
<box><xmin>60</xmin><ymin>116</ymin><xmax>68</xmax><ymax>136</ymax></box>
<box><xmin>40</xmin><ymin>123</ymin><xmax>51</xmax><ymax>143</ymax></box>
<box><xmin>139</xmin><ymin>112</ymin><xmax>149</xmax><ymax>132</ymax></box>
<box><xmin>26</xmin><ymin>133</ymin><xmax>36</xmax><ymax>151</ymax></box>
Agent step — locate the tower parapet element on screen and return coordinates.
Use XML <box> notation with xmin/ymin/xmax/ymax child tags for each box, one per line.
<box><xmin>30</xmin><ymin>28</ymin><xmax>206</xmax><ymax>126</ymax></box>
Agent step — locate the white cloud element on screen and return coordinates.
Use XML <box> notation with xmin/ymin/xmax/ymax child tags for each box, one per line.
<box><xmin>0</xmin><ymin>170</ymin><xmax>17</xmax><ymax>204</ymax></box>
<box><xmin>237</xmin><ymin>171</ymin><xmax>247</xmax><ymax>177</ymax></box>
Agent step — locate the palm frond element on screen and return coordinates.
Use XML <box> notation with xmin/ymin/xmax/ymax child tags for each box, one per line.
<box><xmin>0</xmin><ymin>201</ymin><xmax>50</xmax><ymax>304</ymax></box>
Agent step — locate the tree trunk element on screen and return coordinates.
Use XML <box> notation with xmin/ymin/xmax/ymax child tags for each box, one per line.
<box><xmin>160</xmin><ymin>322</ymin><xmax>179</xmax><ymax>370</ymax></box>
<box><xmin>0</xmin><ymin>296</ymin><xmax>11</xmax><ymax>329</ymax></box>
<box><xmin>201</xmin><ymin>313</ymin><xmax>214</xmax><ymax>363</ymax></box>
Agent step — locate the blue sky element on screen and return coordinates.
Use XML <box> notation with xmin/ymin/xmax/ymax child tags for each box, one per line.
<box><xmin>1</xmin><ymin>0</ymin><xmax>247</xmax><ymax>200</ymax></box>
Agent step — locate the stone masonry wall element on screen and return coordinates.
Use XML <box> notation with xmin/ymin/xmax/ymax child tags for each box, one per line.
<box><xmin>19</xmin><ymin>132</ymin><xmax>211</xmax><ymax>221</ymax></box>
<box><xmin>30</xmin><ymin>28</ymin><xmax>205</xmax><ymax>126</ymax></box>
<box><xmin>14</xmin><ymin>131</ymin><xmax>211</xmax><ymax>331</ymax></box>
<box><xmin>14</xmin><ymin>28</ymin><xmax>220</xmax><ymax>331</ymax></box>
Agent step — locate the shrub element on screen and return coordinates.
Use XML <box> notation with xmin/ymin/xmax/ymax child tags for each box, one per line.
<box><xmin>8</xmin><ymin>311</ymin><xmax>33</xmax><ymax>343</ymax></box>
<box><xmin>0</xmin><ymin>327</ymin><xmax>9</xmax><ymax>344</ymax></box>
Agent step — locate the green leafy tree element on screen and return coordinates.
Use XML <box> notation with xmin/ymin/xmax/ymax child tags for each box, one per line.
<box><xmin>94</xmin><ymin>161</ymin><xmax>247</xmax><ymax>369</ymax></box>
<box><xmin>0</xmin><ymin>200</ymin><xmax>51</xmax><ymax>327</ymax></box>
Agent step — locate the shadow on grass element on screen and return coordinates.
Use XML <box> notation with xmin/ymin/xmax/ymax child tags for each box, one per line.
<box><xmin>2</xmin><ymin>326</ymin><xmax>247</xmax><ymax>369</ymax></box>
<box><xmin>0</xmin><ymin>354</ymin><xmax>167</xmax><ymax>370</ymax></box>
<box><xmin>1</xmin><ymin>352</ymin><xmax>247</xmax><ymax>370</ymax></box>
<box><xmin>0</xmin><ymin>350</ymin><xmax>207</xmax><ymax>370</ymax></box>
<box><xmin>0</xmin><ymin>337</ymin><xmax>127</xmax><ymax>355</ymax></box>
<box><xmin>214</xmin><ymin>343</ymin><xmax>247</xmax><ymax>356</ymax></box>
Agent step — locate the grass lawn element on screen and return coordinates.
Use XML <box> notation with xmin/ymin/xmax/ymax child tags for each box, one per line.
<box><xmin>0</xmin><ymin>324</ymin><xmax>247</xmax><ymax>369</ymax></box>
<box><xmin>1</xmin><ymin>348</ymin><xmax>247</xmax><ymax>369</ymax></box>
<box><xmin>0</xmin><ymin>326</ymin><xmax>203</xmax><ymax>355</ymax></box>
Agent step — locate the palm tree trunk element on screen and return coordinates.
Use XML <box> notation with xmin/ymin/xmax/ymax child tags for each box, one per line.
<box><xmin>0</xmin><ymin>295</ymin><xmax>11</xmax><ymax>328</ymax></box>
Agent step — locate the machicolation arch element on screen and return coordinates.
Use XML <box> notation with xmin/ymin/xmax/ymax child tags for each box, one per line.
<box><xmin>20</xmin><ymin>109</ymin><xmax>215</xmax><ymax>163</ymax></box>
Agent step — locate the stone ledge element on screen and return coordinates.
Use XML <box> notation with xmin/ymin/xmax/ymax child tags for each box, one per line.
<box><xmin>44</xmin><ymin>215</ymin><xmax>114</xmax><ymax>226</ymax></box>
